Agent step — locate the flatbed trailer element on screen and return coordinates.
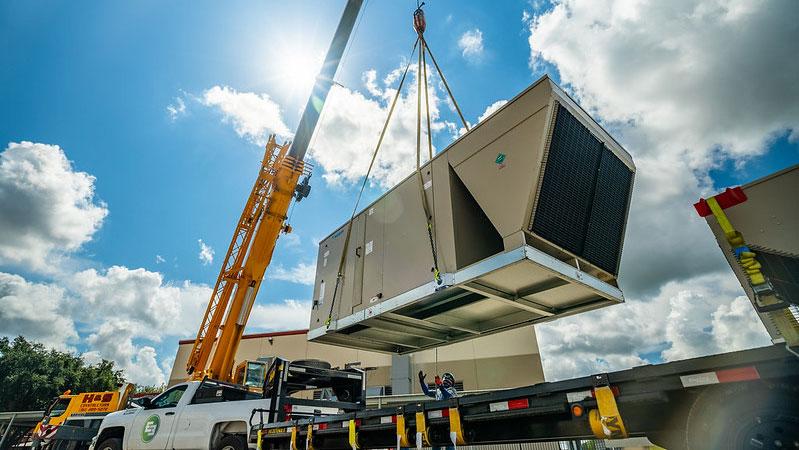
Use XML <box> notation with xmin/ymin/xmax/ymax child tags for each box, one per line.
<box><xmin>253</xmin><ymin>344</ymin><xmax>798</xmax><ymax>450</ymax></box>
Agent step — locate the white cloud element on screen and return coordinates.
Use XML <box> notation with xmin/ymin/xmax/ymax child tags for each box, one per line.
<box><xmin>0</xmin><ymin>142</ymin><xmax>108</xmax><ymax>273</ymax></box>
<box><xmin>0</xmin><ymin>272</ymin><xmax>78</xmax><ymax>350</ymax></box>
<box><xmin>166</xmin><ymin>96</ymin><xmax>186</xmax><ymax>122</ymax></box>
<box><xmin>457</xmin><ymin>29</ymin><xmax>485</xmax><ymax>62</ymax></box>
<box><xmin>309</xmin><ymin>64</ymin><xmax>454</xmax><ymax>188</ymax></box>
<box><xmin>477</xmin><ymin>100</ymin><xmax>507</xmax><ymax>123</ymax></box>
<box><xmin>155</xmin><ymin>254</ymin><xmax>165</xmax><ymax>264</ymax></box>
<box><xmin>537</xmin><ymin>272</ymin><xmax>770</xmax><ymax>381</ymax></box>
<box><xmin>249</xmin><ymin>299</ymin><xmax>312</xmax><ymax>332</ymax></box>
<box><xmin>66</xmin><ymin>266</ymin><xmax>212</xmax><ymax>384</ymax></box>
<box><xmin>197</xmin><ymin>239</ymin><xmax>214</xmax><ymax>266</ymax></box>
<box><xmin>267</xmin><ymin>261</ymin><xmax>316</xmax><ymax>285</ymax></box>
<box><xmin>202</xmin><ymin>85</ymin><xmax>290</xmax><ymax>144</ymax></box>
<box><xmin>527</xmin><ymin>0</ymin><xmax>794</xmax><ymax>379</ymax></box>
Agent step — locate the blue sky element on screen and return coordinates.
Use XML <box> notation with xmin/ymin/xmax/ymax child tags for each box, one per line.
<box><xmin>1</xmin><ymin>0</ymin><xmax>797</xmax><ymax>384</ymax></box>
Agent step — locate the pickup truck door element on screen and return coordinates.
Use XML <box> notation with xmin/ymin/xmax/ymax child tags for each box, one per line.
<box><xmin>128</xmin><ymin>385</ymin><xmax>188</xmax><ymax>450</ymax></box>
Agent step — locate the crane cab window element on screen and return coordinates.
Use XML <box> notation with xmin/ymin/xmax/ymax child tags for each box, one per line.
<box><xmin>47</xmin><ymin>397</ymin><xmax>72</xmax><ymax>418</ymax></box>
<box><xmin>150</xmin><ymin>385</ymin><xmax>187</xmax><ymax>409</ymax></box>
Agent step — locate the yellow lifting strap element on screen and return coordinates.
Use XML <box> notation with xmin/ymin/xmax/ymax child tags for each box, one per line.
<box><xmin>588</xmin><ymin>386</ymin><xmax>628</xmax><ymax>439</ymax></box>
<box><xmin>348</xmin><ymin>419</ymin><xmax>359</xmax><ymax>450</ymax></box>
<box><xmin>448</xmin><ymin>407</ymin><xmax>466</xmax><ymax>447</ymax></box>
<box><xmin>306</xmin><ymin>424</ymin><xmax>314</xmax><ymax>450</ymax></box>
<box><xmin>256</xmin><ymin>429</ymin><xmax>263</xmax><ymax>450</ymax></box>
<box><xmin>415</xmin><ymin>411</ymin><xmax>428</xmax><ymax>449</ymax></box>
<box><xmin>396</xmin><ymin>414</ymin><xmax>410</xmax><ymax>449</ymax></box>
<box><xmin>290</xmin><ymin>426</ymin><xmax>299</xmax><ymax>450</ymax></box>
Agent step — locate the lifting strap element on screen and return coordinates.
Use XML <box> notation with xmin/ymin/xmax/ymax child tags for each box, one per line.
<box><xmin>412</xmin><ymin>4</ymin><xmax>469</xmax><ymax>286</ymax></box>
<box><xmin>324</xmin><ymin>38</ymin><xmax>419</xmax><ymax>328</ymax></box>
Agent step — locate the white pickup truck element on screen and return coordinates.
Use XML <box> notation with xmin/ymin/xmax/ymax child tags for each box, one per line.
<box><xmin>89</xmin><ymin>360</ymin><xmax>366</xmax><ymax>450</ymax></box>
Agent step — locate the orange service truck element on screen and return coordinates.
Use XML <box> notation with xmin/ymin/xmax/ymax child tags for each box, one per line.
<box><xmin>31</xmin><ymin>384</ymin><xmax>132</xmax><ymax>450</ymax></box>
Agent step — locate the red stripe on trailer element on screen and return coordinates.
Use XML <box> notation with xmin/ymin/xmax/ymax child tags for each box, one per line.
<box><xmin>716</xmin><ymin>366</ymin><xmax>760</xmax><ymax>383</ymax></box>
<box><xmin>490</xmin><ymin>398</ymin><xmax>529</xmax><ymax>412</ymax></box>
<box><xmin>507</xmin><ymin>398</ymin><xmax>529</xmax><ymax>410</ymax></box>
<box><xmin>694</xmin><ymin>186</ymin><xmax>747</xmax><ymax>217</ymax></box>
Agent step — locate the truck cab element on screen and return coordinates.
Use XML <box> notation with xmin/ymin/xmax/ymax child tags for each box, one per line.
<box><xmin>91</xmin><ymin>359</ymin><xmax>365</xmax><ymax>450</ymax></box>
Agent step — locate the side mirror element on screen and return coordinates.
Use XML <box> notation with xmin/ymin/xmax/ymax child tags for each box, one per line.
<box><xmin>140</xmin><ymin>397</ymin><xmax>152</xmax><ymax>409</ymax></box>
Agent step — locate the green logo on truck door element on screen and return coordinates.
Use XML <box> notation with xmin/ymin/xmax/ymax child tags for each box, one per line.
<box><xmin>141</xmin><ymin>415</ymin><xmax>160</xmax><ymax>443</ymax></box>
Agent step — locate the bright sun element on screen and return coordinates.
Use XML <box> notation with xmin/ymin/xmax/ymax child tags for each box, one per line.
<box><xmin>278</xmin><ymin>47</ymin><xmax>321</xmax><ymax>96</ymax></box>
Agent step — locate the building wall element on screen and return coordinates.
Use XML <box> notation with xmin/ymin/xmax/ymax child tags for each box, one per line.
<box><xmin>168</xmin><ymin>325</ymin><xmax>543</xmax><ymax>393</ymax></box>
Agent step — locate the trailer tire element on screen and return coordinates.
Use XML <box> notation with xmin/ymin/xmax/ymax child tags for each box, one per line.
<box><xmin>683</xmin><ymin>382</ymin><xmax>799</xmax><ymax>449</ymax></box>
<box><xmin>94</xmin><ymin>438</ymin><xmax>121</xmax><ymax>450</ymax></box>
<box><xmin>217</xmin><ymin>434</ymin><xmax>247</xmax><ymax>450</ymax></box>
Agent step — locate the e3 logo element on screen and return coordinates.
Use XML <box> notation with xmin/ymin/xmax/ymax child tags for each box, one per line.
<box><xmin>141</xmin><ymin>415</ymin><xmax>160</xmax><ymax>443</ymax></box>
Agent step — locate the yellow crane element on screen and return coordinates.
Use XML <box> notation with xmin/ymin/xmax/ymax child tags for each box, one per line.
<box><xmin>185</xmin><ymin>0</ymin><xmax>363</xmax><ymax>384</ymax></box>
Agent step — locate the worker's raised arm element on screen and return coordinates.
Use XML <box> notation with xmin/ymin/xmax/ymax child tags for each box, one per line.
<box><xmin>418</xmin><ymin>371</ymin><xmax>434</xmax><ymax>398</ymax></box>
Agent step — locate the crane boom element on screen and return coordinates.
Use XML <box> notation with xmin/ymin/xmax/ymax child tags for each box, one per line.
<box><xmin>186</xmin><ymin>0</ymin><xmax>364</xmax><ymax>382</ymax></box>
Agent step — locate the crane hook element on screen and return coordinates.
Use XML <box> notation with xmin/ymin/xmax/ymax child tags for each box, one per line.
<box><xmin>413</xmin><ymin>2</ymin><xmax>426</xmax><ymax>35</ymax></box>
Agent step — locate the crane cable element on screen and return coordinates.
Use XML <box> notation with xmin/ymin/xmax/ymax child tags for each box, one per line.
<box><xmin>325</xmin><ymin>38</ymin><xmax>420</xmax><ymax>328</ymax></box>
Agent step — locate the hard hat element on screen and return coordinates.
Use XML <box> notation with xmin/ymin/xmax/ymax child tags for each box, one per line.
<box><xmin>441</xmin><ymin>372</ymin><xmax>455</xmax><ymax>388</ymax></box>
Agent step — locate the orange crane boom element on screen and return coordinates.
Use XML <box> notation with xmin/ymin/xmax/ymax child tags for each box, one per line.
<box><xmin>186</xmin><ymin>0</ymin><xmax>363</xmax><ymax>382</ymax></box>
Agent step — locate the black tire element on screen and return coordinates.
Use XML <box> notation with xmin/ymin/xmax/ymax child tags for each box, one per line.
<box><xmin>95</xmin><ymin>438</ymin><xmax>121</xmax><ymax>450</ymax></box>
<box><xmin>682</xmin><ymin>382</ymin><xmax>799</xmax><ymax>449</ymax></box>
<box><xmin>217</xmin><ymin>434</ymin><xmax>247</xmax><ymax>450</ymax></box>
<box><xmin>292</xmin><ymin>359</ymin><xmax>331</xmax><ymax>370</ymax></box>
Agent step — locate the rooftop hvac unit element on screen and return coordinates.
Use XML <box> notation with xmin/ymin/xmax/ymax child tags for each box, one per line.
<box><xmin>307</xmin><ymin>75</ymin><xmax>635</xmax><ymax>353</ymax></box>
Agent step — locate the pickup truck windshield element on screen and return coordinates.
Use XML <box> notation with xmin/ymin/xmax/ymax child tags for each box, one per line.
<box><xmin>151</xmin><ymin>385</ymin><xmax>187</xmax><ymax>408</ymax></box>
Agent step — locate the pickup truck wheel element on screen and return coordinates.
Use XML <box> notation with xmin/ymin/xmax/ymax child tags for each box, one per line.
<box><xmin>217</xmin><ymin>434</ymin><xmax>247</xmax><ymax>450</ymax></box>
<box><xmin>95</xmin><ymin>438</ymin><xmax>121</xmax><ymax>450</ymax></box>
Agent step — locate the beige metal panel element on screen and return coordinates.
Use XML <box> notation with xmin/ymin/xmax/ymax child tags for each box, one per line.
<box><xmin>431</xmin><ymin>155</ymin><xmax>458</xmax><ymax>273</ymax></box>
<box><xmin>719</xmin><ymin>165</ymin><xmax>799</xmax><ymax>255</ymax></box>
<box><xmin>360</xmin><ymin>201</ymin><xmax>384</xmax><ymax>309</ymax></box>
<box><xmin>382</xmin><ymin>174</ymin><xmax>437</xmax><ymax>301</ymax></box>
<box><xmin>445</xmin><ymin>77</ymin><xmax>553</xmax><ymax>168</ymax></box>
<box><xmin>340</xmin><ymin>215</ymin><xmax>365</xmax><ymax>316</ymax></box>
<box><xmin>451</xmin><ymin>106</ymin><xmax>550</xmax><ymax>239</ymax></box>
<box><xmin>311</xmin><ymin>225</ymin><xmax>348</xmax><ymax>328</ymax></box>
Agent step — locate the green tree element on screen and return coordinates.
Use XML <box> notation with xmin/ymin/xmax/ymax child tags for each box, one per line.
<box><xmin>0</xmin><ymin>336</ymin><xmax>125</xmax><ymax>411</ymax></box>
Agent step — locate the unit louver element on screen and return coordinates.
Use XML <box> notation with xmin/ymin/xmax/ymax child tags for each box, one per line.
<box><xmin>531</xmin><ymin>103</ymin><xmax>633</xmax><ymax>275</ymax></box>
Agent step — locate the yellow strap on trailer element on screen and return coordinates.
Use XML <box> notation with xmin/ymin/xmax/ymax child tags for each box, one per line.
<box><xmin>348</xmin><ymin>419</ymin><xmax>359</xmax><ymax>450</ymax></box>
<box><xmin>306</xmin><ymin>424</ymin><xmax>314</xmax><ymax>450</ymax></box>
<box><xmin>448</xmin><ymin>407</ymin><xmax>465</xmax><ymax>447</ymax></box>
<box><xmin>706</xmin><ymin>197</ymin><xmax>766</xmax><ymax>285</ymax></box>
<box><xmin>290</xmin><ymin>426</ymin><xmax>299</xmax><ymax>450</ymax></box>
<box><xmin>588</xmin><ymin>386</ymin><xmax>628</xmax><ymax>439</ymax></box>
<box><xmin>396</xmin><ymin>414</ymin><xmax>410</xmax><ymax>449</ymax></box>
<box><xmin>256</xmin><ymin>429</ymin><xmax>263</xmax><ymax>450</ymax></box>
<box><xmin>415</xmin><ymin>411</ymin><xmax>428</xmax><ymax>449</ymax></box>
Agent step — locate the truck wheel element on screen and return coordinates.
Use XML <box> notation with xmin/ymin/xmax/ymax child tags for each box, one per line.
<box><xmin>95</xmin><ymin>438</ymin><xmax>121</xmax><ymax>450</ymax></box>
<box><xmin>217</xmin><ymin>434</ymin><xmax>247</xmax><ymax>450</ymax></box>
<box><xmin>292</xmin><ymin>359</ymin><xmax>331</xmax><ymax>370</ymax></box>
<box><xmin>684</xmin><ymin>382</ymin><xmax>799</xmax><ymax>449</ymax></box>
